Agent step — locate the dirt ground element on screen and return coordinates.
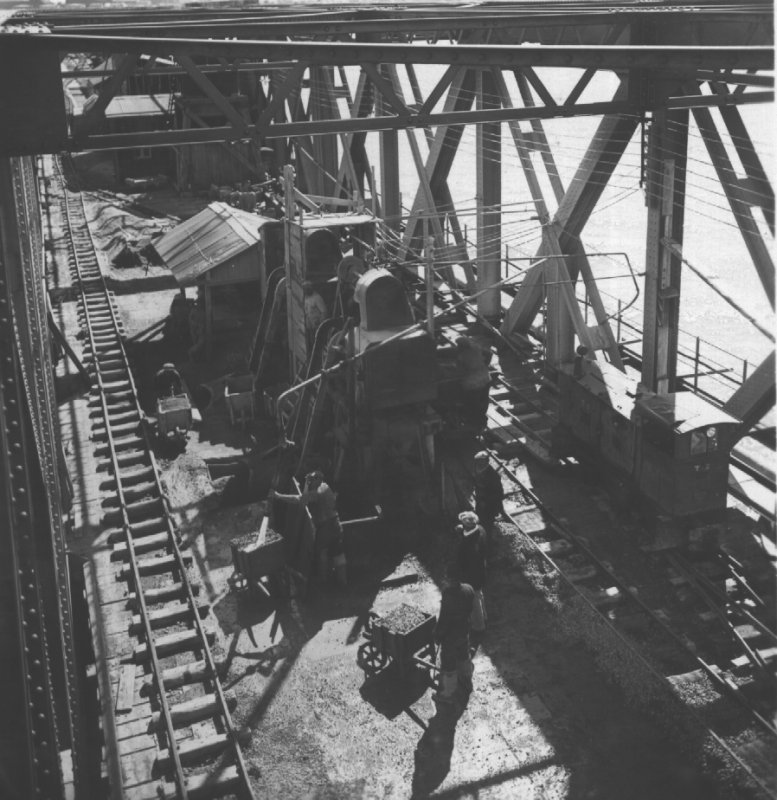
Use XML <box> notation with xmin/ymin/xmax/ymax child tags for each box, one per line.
<box><xmin>156</xmin><ymin>439</ymin><xmax>726</xmax><ymax>800</ymax></box>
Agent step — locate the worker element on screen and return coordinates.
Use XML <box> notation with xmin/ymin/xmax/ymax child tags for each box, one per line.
<box><xmin>433</xmin><ymin>579</ymin><xmax>475</xmax><ymax>705</ymax></box>
<box><xmin>473</xmin><ymin>451</ymin><xmax>505</xmax><ymax>534</ymax></box>
<box><xmin>271</xmin><ymin>470</ymin><xmax>347</xmax><ymax>586</ymax></box>
<box><xmin>188</xmin><ymin>295</ymin><xmax>206</xmax><ymax>362</ymax></box>
<box><xmin>155</xmin><ymin>362</ymin><xmax>183</xmax><ymax>399</ymax></box>
<box><xmin>573</xmin><ymin>344</ymin><xmax>590</xmax><ymax>379</ymax></box>
<box><xmin>303</xmin><ymin>282</ymin><xmax>328</xmax><ymax>348</ymax></box>
<box><xmin>455</xmin><ymin>335</ymin><xmax>492</xmax><ymax>427</ymax></box>
<box><xmin>456</xmin><ymin>511</ymin><xmax>487</xmax><ymax>647</ymax></box>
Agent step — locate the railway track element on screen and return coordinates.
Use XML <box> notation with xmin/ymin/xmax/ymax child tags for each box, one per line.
<box><xmin>452</xmin><ymin>438</ymin><xmax>777</xmax><ymax>797</ymax></box>
<box><xmin>428</xmin><ymin>300</ymin><xmax>777</xmax><ymax>794</ymax></box>
<box><xmin>55</xmin><ymin>159</ymin><xmax>255</xmax><ymax>800</ymax></box>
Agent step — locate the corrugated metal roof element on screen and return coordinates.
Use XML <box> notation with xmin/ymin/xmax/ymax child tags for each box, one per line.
<box><xmin>104</xmin><ymin>94</ymin><xmax>172</xmax><ymax>118</ymax></box>
<box><xmin>154</xmin><ymin>202</ymin><xmax>274</xmax><ymax>286</ymax></box>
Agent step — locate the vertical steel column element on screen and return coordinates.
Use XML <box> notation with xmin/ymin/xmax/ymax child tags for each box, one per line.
<box><xmin>476</xmin><ymin>69</ymin><xmax>501</xmax><ymax>320</ymax></box>
<box><xmin>378</xmin><ymin>66</ymin><xmax>401</xmax><ymax>231</ymax></box>
<box><xmin>641</xmin><ymin>108</ymin><xmax>688</xmax><ymax>393</ymax></box>
<box><xmin>308</xmin><ymin>66</ymin><xmax>339</xmax><ymax>198</ymax></box>
<box><xmin>0</xmin><ymin>155</ymin><xmax>77</xmax><ymax>799</ymax></box>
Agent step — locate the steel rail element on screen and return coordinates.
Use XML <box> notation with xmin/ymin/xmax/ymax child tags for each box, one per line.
<box><xmin>56</xmin><ymin>163</ymin><xmax>256</xmax><ymax>800</ymax></box>
<box><xmin>483</xmin><ymin>448</ymin><xmax>777</xmax><ymax>751</ymax></box>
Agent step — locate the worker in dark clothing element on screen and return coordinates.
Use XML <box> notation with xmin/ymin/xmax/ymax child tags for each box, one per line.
<box><xmin>456</xmin><ymin>511</ymin><xmax>487</xmax><ymax>645</ymax></box>
<box><xmin>433</xmin><ymin>580</ymin><xmax>475</xmax><ymax>705</ymax></box>
<box><xmin>455</xmin><ymin>335</ymin><xmax>492</xmax><ymax>428</ymax></box>
<box><xmin>271</xmin><ymin>470</ymin><xmax>347</xmax><ymax>586</ymax></box>
<box><xmin>473</xmin><ymin>451</ymin><xmax>505</xmax><ymax>534</ymax></box>
<box><xmin>155</xmin><ymin>362</ymin><xmax>183</xmax><ymax>399</ymax></box>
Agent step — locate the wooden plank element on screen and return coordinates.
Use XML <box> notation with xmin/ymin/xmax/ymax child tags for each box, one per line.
<box><xmin>116</xmin><ymin>662</ymin><xmax>137</xmax><ymax>713</ymax></box>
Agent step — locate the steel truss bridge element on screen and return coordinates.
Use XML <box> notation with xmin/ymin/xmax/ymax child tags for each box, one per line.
<box><xmin>0</xmin><ymin>2</ymin><xmax>773</xmax><ymax>797</ymax></box>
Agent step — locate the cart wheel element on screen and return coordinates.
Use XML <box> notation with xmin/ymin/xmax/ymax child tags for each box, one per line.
<box><xmin>357</xmin><ymin>641</ymin><xmax>388</xmax><ymax>675</ymax></box>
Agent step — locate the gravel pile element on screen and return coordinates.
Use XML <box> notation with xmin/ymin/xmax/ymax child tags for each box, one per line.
<box><xmin>380</xmin><ymin>603</ymin><xmax>427</xmax><ymax>635</ymax></box>
<box><xmin>231</xmin><ymin>528</ymin><xmax>281</xmax><ymax>551</ymax></box>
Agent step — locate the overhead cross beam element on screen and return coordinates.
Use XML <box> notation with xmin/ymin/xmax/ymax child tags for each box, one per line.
<box><xmin>8</xmin><ymin>34</ymin><xmax>772</xmax><ymax>71</ymax></box>
<box><xmin>685</xmin><ymin>83</ymin><xmax>775</xmax><ymax>307</ymax></box>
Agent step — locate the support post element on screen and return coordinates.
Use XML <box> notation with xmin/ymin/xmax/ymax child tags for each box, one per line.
<box><xmin>378</xmin><ymin>66</ymin><xmax>401</xmax><ymax>231</ymax></box>
<box><xmin>476</xmin><ymin>69</ymin><xmax>502</xmax><ymax>320</ymax></box>
<box><xmin>308</xmin><ymin>66</ymin><xmax>339</xmax><ymax>198</ymax></box>
<box><xmin>425</xmin><ymin>229</ymin><xmax>435</xmax><ymax>337</ymax></box>
<box><xmin>641</xmin><ymin>107</ymin><xmax>688</xmax><ymax>394</ymax></box>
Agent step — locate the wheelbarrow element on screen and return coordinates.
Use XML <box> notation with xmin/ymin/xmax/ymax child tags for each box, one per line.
<box><xmin>358</xmin><ymin>603</ymin><xmax>438</xmax><ymax>681</ymax></box>
<box><xmin>229</xmin><ymin>516</ymin><xmax>294</xmax><ymax>600</ymax></box>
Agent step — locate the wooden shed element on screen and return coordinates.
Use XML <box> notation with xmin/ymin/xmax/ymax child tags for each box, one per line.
<box><xmin>154</xmin><ymin>202</ymin><xmax>282</xmax><ymax>356</ymax></box>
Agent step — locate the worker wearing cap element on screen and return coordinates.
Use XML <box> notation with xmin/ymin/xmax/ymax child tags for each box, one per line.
<box><xmin>155</xmin><ymin>362</ymin><xmax>183</xmax><ymax>399</ymax></box>
<box><xmin>473</xmin><ymin>451</ymin><xmax>505</xmax><ymax>534</ymax></box>
<box><xmin>271</xmin><ymin>470</ymin><xmax>347</xmax><ymax>586</ymax></box>
<box><xmin>433</xmin><ymin>579</ymin><xmax>475</xmax><ymax>705</ymax></box>
<box><xmin>456</xmin><ymin>511</ymin><xmax>487</xmax><ymax>643</ymax></box>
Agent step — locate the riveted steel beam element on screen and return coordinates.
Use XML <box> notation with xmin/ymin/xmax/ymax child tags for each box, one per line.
<box><xmin>642</xmin><ymin>107</ymin><xmax>689</xmax><ymax>393</ymax></box>
<box><xmin>7</xmin><ymin>34</ymin><xmax>772</xmax><ymax>71</ymax></box>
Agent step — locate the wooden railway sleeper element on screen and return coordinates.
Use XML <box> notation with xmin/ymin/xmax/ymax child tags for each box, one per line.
<box><xmin>104</xmin><ymin>450</ymin><xmax>148</xmax><ymax>470</ymax></box>
<box><xmin>150</xmin><ymin>691</ymin><xmax>237</xmax><ymax>731</ymax></box>
<box><xmin>152</xmin><ymin>659</ymin><xmax>215</xmax><ymax>691</ymax></box>
<box><xmin>96</xmin><ymin>367</ymin><xmax>129</xmax><ymax>382</ymax></box>
<box><xmin>135</xmin><ymin>628</ymin><xmax>217</xmax><ymax>662</ymax></box>
<box><xmin>92</xmin><ymin>405</ymin><xmax>137</xmax><ymax>421</ymax></box>
<box><xmin>130</xmin><ymin>602</ymin><xmax>209</xmax><ymax>634</ymax></box>
<box><xmin>104</xmin><ymin>495</ymin><xmax>165</xmax><ymax>525</ymax></box>
<box><xmin>94</xmin><ymin>437</ymin><xmax>144</xmax><ymax>457</ymax></box>
<box><xmin>92</xmin><ymin>416</ymin><xmax>143</xmax><ymax>436</ymax></box>
<box><xmin>160</xmin><ymin>764</ymin><xmax>242</xmax><ymax>800</ymax></box>
<box><xmin>156</xmin><ymin>733</ymin><xmax>231</xmax><ymax>770</ymax></box>
<box><xmin>129</xmin><ymin>582</ymin><xmax>201</xmax><ymax>608</ymax></box>
<box><xmin>96</xmin><ymin>379</ymin><xmax>132</xmax><ymax>393</ymax></box>
<box><xmin>102</xmin><ymin>481</ymin><xmax>158</xmax><ymax>506</ymax></box>
<box><xmin>92</xmin><ymin>422</ymin><xmax>141</xmax><ymax>442</ymax></box>
<box><xmin>87</xmin><ymin>358</ymin><xmax>126</xmax><ymax>373</ymax></box>
<box><xmin>121</xmin><ymin>551</ymin><xmax>193</xmax><ymax>578</ymax></box>
<box><xmin>106</xmin><ymin>517</ymin><xmax>167</xmax><ymax>543</ymax></box>
<box><xmin>92</xmin><ymin>420</ymin><xmax>142</xmax><ymax>439</ymax></box>
<box><xmin>112</xmin><ymin>532</ymin><xmax>170</xmax><ymax>559</ymax></box>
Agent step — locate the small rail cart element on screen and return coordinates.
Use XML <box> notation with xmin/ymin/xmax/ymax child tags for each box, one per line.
<box><xmin>156</xmin><ymin>394</ymin><xmax>193</xmax><ymax>445</ymax></box>
<box><xmin>359</xmin><ymin>603</ymin><xmax>437</xmax><ymax>679</ymax></box>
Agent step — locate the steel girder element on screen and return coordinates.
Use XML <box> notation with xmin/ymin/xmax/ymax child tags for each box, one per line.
<box><xmin>14</xmin><ymin>34</ymin><xmax>773</xmax><ymax>70</ymax></box>
<box><xmin>20</xmin><ymin>4</ymin><xmax>776</xmax><ymax>48</ymax></box>
<box><xmin>0</xmin><ymin>156</ymin><xmax>81</xmax><ymax>799</ymax></box>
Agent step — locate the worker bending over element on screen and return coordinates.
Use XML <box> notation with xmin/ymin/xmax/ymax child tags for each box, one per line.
<box><xmin>434</xmin><ymin>580</ymin><xmax>475</xmax><ymax>705</ymax></box>
<box><xmin>155</xmin><ymin>363</ymin><xmax>183</xmax><ymax>399</ymax></box>
<box><xmin>473</xmin><ymin>451</ymin><xmax>505</xmax><ymax>534</ymax></box>
<box><xmin>272</xmin><ymin>470</ymin><xmax>347</xmax><ymax>586</ymax></box>
<box><xmin>456</xmin><ymin>511</ymin><xmax>487</xmax><ymax>648</ymax></box>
